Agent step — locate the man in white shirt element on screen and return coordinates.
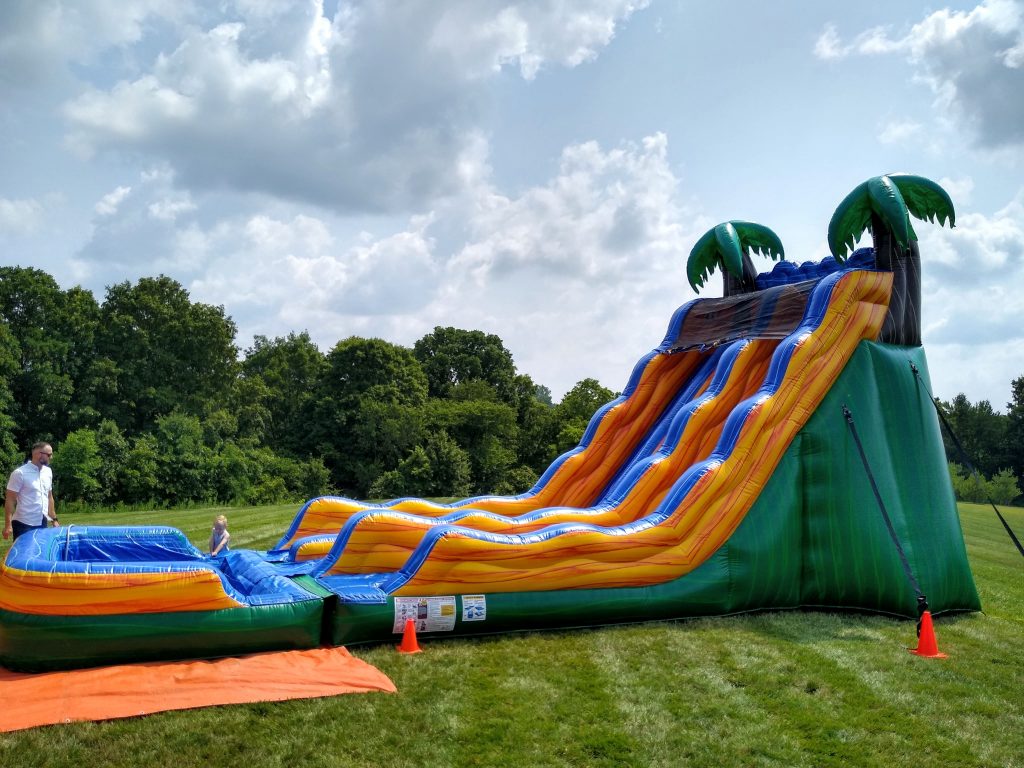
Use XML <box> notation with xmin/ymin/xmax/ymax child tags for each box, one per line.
<box><xmin>4</xmin><ymin>442</ymin><xmax>60</xmax><ymax>541</ymax></box>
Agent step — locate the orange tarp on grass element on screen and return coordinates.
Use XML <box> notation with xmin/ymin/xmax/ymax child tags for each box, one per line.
<box><xmin>0</xmin><ymin>647</ymin><xmax>396</xmax><ymax>733</ymax></box>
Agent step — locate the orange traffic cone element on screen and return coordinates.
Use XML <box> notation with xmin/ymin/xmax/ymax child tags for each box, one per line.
<box><xmin>909</xmin><ymin>611</ymin><xmax>947</xmax><ymax>659</ymax></box>
<box><xmin>397</xmin><ymin>618</ymin><xmax>422</xmax><ymax>654</ymax></box>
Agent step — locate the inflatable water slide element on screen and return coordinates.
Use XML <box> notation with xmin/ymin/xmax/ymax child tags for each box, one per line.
<box><xmin>0</xmin><ymin>190</ymin><xmax>981</xmax><ymax>670</ymax></box>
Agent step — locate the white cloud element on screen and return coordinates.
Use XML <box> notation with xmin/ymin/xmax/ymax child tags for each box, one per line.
<box><xmin>94</xmin><ymin>185</ymin><xmax>133</xmax><ymax>216</ymax></box>
<box><xmin>148</xmin><ymin>193</ymin><xmax>196</xmax><ymax>222</ymax></box>
<box><xmin>72</xmin><ymin>132</ymin><xmax>694</xmax><ymax>398</ymax></box>
<box><xmin>75</xmin><ymin>170</ymin><xmax>199</xmax><ymax>276</ymax></box>
<box><xmin>816</xmin><ymin>1</ymin><xmax>1024</xmax><ymax>149</ymax></box>
<box><xmin>61</xmin><ymin>1</ymin><xmax>646</xmax><ymax>214</ymax></box>
<box><xmin>877</xmin><ymin>119</ymin><xmax>923</xmax><ymax>145</ymax></box>
<box><xmin>0</xmin><ymin>0</ymin><xmax>186</xmax><ymax>95</ymax></box>
<box><xmin>813</xmin><ymin>23</ymin><xmax>903</xmax><ymax>60</ymax></box>
<box><xmin>0</xmin><ymin>197</ymin><xmax>44</xmax><ymax>234</ymax></box>
<box><xmin>917</xmin><ymin>188</ymin><xmax>1024</xmax><ymax>404</ymax></box>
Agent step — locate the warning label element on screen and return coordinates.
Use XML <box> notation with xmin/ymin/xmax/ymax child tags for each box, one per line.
<box><xmin>462</xmin><ymin>594</ymin><xmax>487</xmax><ymax>621</ymax></box>
<box><xmin>393</xmin><ymin>596</ymin><xmax>457</xmax><ymax>633</ymax></box>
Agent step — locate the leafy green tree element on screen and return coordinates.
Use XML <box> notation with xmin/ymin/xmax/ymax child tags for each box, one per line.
<box><xmin>314</xmin><ymin>337</ymin><xmax>428</xmax><ymax>495</ymax></box>
<box><xmin>93</xmin><ymin>420</ymin><xmax>130</xmax><ymax>504</ymax></box>
<box><xmin>295</xmin><ymin>456</ymin><xmax>331</xmax><ymax>500</ymax></box>
<box><xmin>948</xmin><ymin>463</ymin><xmax>987</xmax><ymax>504</ymax></box>
<box><xmin>413</xmin><ymin>327</ymin><xmax>518</xmax><ymax>401</ymax></box>
<box><xmin>938</xmin><ymin>394</ymin><xmax>1008</xmax><ymax>479</ymax></box>
<box><xmin>241</xmin><ymin>332</ymin><xmax>326</xmax><ymax>457</ymax></box>
<box><xmin>96</xmin><ymin>276</ymin><xmax>239</xmax><ymax>432</ymax></box>
<box><xmin>686</xmin><ymin>221</ymin><xmax>784</xmax><ymax>295</ymax></box>
<box><xmin>228</xmin><ymin>373</ymin><xmax>271</xmax><ymax>445</ymax></box>
<box><xmin>988</xmin><ymin>469</ymin><xmax>1021</xmax><ymax>506</ymax></box>
<box><xmin>1005</xmin><ymin>375</ymin><xmax>1024</xmax><ymax>490</ymax></box>
<box><xmin>421</xmin><ymin>430</ymin><xmax>473</xmax><ymax>497</ymax></box>
<box><xmin>153</xmin><ymin>412</ymin><xmax>214</xmax><ymax>504</ymax></box>
<box><xmin>201</xmin><ymin>409</ymin><xmax>239</xmax><ymax>449</ymax></box>
<box><xmin>122</xmin><ymin>434</ymin><xmax>160</xmax><ymax>504</ymax></box>
<box><xmin>369</xmin><ymin>431</ymin><xmax>473</xmax><ymax>499</ymax></box>
<box><xmin>828</xmin><ymin>173</ymin><xmax>955</xmax><ymax>346</ymax></box>
<box><xmin>51</xmin><ymin>429</ymin><xmax>102</xmax><ymax>503</ymax></box>
<box><xmin>0</xmin><ymin>267</ymin><xmax>80</xmax><ymax>444</ymax></box>
<box><xmin>534</xmin><ymin>384</ymin><xmax>553</xmax><ymax>406</ymax></box>
<box><xmin>493</xmin><ymin>465</ymin><xmax>540</xmax><ymax>496</ymax></box>
<box><xmin>0</xmin><ymin>321</ymin><xmax>21</xmax><ymax>471</ymax></box>
<box><xmin>516</xmin><ymin>396</ymin><xmax>560</xmax><ymax>475</ymax></box>
<box><xmin>553</xmin><ymin>378</ymin><xmax>617</xmax><ymax>455</ymax></box>
<box><xmin>426</xmin><ymin>398</ymin><xmax>517</xmax><ymax>494</ymax></box>
<box><xmin>558</xmin><ymin>379</ymin><xmax>616</xmax><ymax>422</ymax></box>
<box><xmin>60</xmin><ymin>287</ymin><xmax>103</xmax><ymax>430</ymax></box>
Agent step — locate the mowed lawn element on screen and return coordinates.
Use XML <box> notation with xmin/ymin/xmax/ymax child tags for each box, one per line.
<box><xmin>0</xmin><ymin>501</ymin><xmax>1021</xmax><ymax>768</ymax></box>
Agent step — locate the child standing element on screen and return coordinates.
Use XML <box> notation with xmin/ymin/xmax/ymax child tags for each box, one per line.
<box><xmin>209</xmin><ymin>514</ymin><xmax>231</xmax><ymax>556</ymax></box>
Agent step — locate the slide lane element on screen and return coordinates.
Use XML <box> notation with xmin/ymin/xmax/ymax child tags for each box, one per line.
<box><xmin>315</xmin><ymin>269</ymin><xmax>891</xmax><ymax>597</ymax></box>
<box><xmin>314</xmin><ymin>339</ymin><xmax>773</xmax><ymax>575</ymax></box>
<box><xmin>272</xmin><ymin>347</ymin><xmax>709</xmax><ymax>552</ymax></box>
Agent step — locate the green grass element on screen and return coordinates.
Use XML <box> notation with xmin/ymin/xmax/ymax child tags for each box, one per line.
<box><xmin>1</xmin><ymin>503</ymin><xmax>1022</xmax><ymax>768</ymax></box>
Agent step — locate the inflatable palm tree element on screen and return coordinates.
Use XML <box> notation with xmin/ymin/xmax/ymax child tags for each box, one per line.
<box><xmin>828</xmin><ymin>173</ymin><xmax>955</xmax><ymax>345</ymax></box>
<box><xmin>687</xmin><ymin>221</ymin><xmax>785</xmax><ymax>296</ymax></box>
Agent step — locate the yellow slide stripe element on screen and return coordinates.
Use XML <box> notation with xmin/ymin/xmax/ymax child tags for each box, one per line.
<box><xmin>0</xmin><ymin>566</ymin><xmax>244</xmax><ymax>616</ymax></box>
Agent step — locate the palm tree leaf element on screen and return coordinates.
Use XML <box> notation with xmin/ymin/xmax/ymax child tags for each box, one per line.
<box><xmin>867</xmin><ymin>175</ymin><xmax>911</xmax><ymax>249</ymax></box>
<box><xmin>731</xmin><ymin>221</ymin><xmax>785</xmax><ymax>261</ymax></box>
<box><xmin>686</xmin><ymin>227</ymin><xmax>721</xmax><ymax>291</ymax></box>
<box><xmin>714</xmin><ymin>222</ymin><xmax>746</xmax><ymax>279</ymax></box>
<box><xmin>827</xmin><ymin>181</ymin><xmax>871</xmax><ymax>260</ymax></box>
<box><xmin>888</xmin><ymin>173</ymin><xmax>956</xmax><ymax>228</ymax></box>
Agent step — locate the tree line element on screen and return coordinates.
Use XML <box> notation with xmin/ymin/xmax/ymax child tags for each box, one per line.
<box><xmin>937</xmin><ymin>387</ymin><xmax>1024</xmax><ymax>504</ymax></box>
<box><xmin>0</xmin><ymin>267</ymin><xmax>617</xmax><ymax>509</ymax></box>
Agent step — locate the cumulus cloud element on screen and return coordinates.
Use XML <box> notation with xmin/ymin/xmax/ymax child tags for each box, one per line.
<box><xmin>95</xmin><ymin>186</ymin><xmax>133</xmax><ymax>216</ymax></box>
<box><xmin>815</xmin><ymin>1</ymin><xmax>1024</xmax><ymax>149</ymax></box>
<box><xmin>917</xmin><ymin>187</ymin><xmax>1024</xmax><ymax>403</ymax></box>
<box><xmin>72</xmin><ymin>132</ymin><xmax>694</xmax><ymax>397</ymax></box>
<box><xmin>75</xmin><ymin>167</ymin><xmax>205</xmax><ymax>277</ymax></box>
<box><xmin>877</xmin><ymin>119</ymin><xmax>924</xmax><ymax>145</ymax></box>
<box><xmin>61</xmin><ymin>1</ymin><xmax>646</xmax><ymax>214</ymax></box>
<box><xmin>0</xmin><ymin>197</ymin><xmax>45</xmax><ymax>234</ymax></box>
<box><xmin>0</xmin><ymin>0</ymin><xmax>185</xmax><ymax>96</ymax></box>
<box><xmin>924</xmin><ymin>192</ymin><xmax>1024</xmax><ymax>284</ymax></box>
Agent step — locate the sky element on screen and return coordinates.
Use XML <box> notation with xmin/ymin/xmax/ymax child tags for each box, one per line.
<box><xmin>1</xmin><ymin>0</ymin><xmax>1022</xmax><ymax>408</ymax></box>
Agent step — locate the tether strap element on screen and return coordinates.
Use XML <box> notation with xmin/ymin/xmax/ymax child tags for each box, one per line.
<box><xmin>843</xmin><ymin>405</ymin><xmax>928</xmax><ymax>623</ymax></box>
<box><xmin>910</xmin><ymin>363</ymin><xmax>1024</xmax><ymax>559</ymax></box>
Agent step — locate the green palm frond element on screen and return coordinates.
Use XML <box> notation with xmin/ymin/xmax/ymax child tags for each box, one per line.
<box><xmin>713</xmin><ymin>222</ymin><xmax>745</xmax><ymax>280</ymax></box>
<box><xmin>687</xmin><ymin>221</ymin><xmax>785</xmax><ymax>292</ymax></box>
<box><xmin>731</xmin><ymin>221</ymin><xmax>785</xmax><ymax>261</ymax></box>
<box><xmin>866</xmin><ymin>175</ymin><xmax>911</xmax><ymax>249</ymax></box>
<box><xmin>829</xmin><ymin>173</ymin><xmax>956</xmax><ymax>260</ymax></box>
<box><xmin>687</xmin><ymin>227</ymin><xmax>723</xmax><ymax>292</ymax></box>
<box><xmin>889</xmin><ymin>173</ymin><xmax>956</xmax><ymax>229</ymax></box>
<box><xmin>827</xmin><ymin>182</ymin><xmax>872</xmax><ymax>261</ymax></box>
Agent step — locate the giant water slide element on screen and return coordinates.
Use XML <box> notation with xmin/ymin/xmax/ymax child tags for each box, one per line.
<box><xmin>0</xmin><ymin>254</ymin><xmax>981</xmax><ymax>672</ymax></box>
<box><xmin>311</xmin><ymin>267</ymin><xmax>891</xmax><ymax>598</ymax></box>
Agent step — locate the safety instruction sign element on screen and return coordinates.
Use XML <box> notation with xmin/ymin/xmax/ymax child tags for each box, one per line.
<box><xmin>461</xmin><ymin>594</ymin><xmax>487</xmax><ymax>621</ymax></box>
<box><xmin>393</xmin><ymin>596</ymin><xmax>457</xmax><ymax>633</ymax></box>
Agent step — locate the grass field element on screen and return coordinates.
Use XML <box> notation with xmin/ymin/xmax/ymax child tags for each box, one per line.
<box><xmin>1</xmin><ymin>501</ymin><xmax>1021</xmax><ymax>767</ymax></box>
